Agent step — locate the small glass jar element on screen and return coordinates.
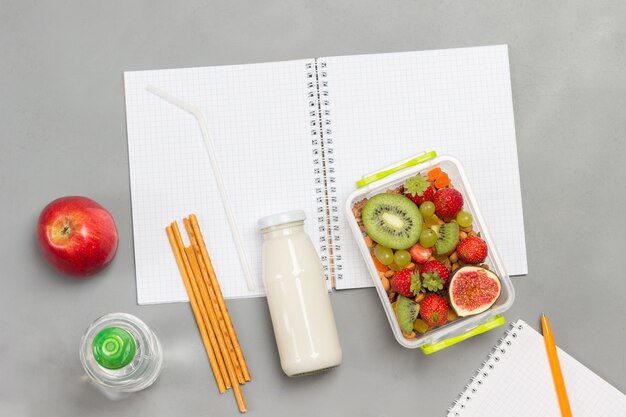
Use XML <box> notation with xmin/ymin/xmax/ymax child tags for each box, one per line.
<box><xmin>258</xmin><ymin>210</ymin><xmax>342</xmax><ymax>376</ymax></box>
<box><xmin>79</xmin><ymin>313</ymin><xmax>163</xmax><ymax>398</ymax></box>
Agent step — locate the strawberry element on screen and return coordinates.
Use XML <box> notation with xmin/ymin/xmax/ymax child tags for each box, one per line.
<box><xmin>433</xmin><ymin>188</ymin><xmax>464</xmax><ymax>219</ymax></box>
<box><xmin>421</xmin><ymin>259</ymin><xmax>450</xmax><ymax>284</ymax></box>
<box><xmin>404</xmin><ymin>173</ymin><xmax>429</xmax><ymax>202</ymax></box>
<box><xmin>391</xmin><ymin>269</ymin><xmax>420</xmax><ymax>297</ymax></box>
<box><xmin>457</xmin><ymin>235</ymin><xmax>488</xmax><ymax>264</ymax></box>
<box><xmin>419</xmin><ymin>293</ymin><xmax>449</xmax><ymax>327</ymax></box>
<box><xmin>409</xmin><ymin>243</ymin><xmax>432</xmax><ymax>264</ymax></box>
<box><xmin>406</xmin><ymin>185</ymin><xmax>435</xmax><ymax>205</ymax></box>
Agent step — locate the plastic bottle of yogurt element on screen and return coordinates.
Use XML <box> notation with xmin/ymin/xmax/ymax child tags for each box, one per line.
<box><xmin>258</xmin><ymin>210</ymin><xmax>342</xmax><ymax>376</ymax></box>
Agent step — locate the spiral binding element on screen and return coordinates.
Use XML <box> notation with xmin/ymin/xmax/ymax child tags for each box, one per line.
<box><xmin>447</xmin><ymin>321</ymin><xmax>525</xmax><ymax>416</ymax></box>
<box><xmin>306</xmin><ymin>59</ymin><xmax>340</xmax><ymax>284</ymax></box>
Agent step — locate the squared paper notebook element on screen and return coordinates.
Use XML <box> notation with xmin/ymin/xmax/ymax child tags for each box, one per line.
<box><xmin>124</xmin><ymin>44</ymin><xmax>527</xmax><ymax>305</ymax></box>
<box><xmin>448</xmin><ymin>320</ymin><xmax>626</xmax><ymax>416</ymax></box>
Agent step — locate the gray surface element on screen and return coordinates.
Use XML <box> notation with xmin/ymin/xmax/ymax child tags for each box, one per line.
<box><xmin>2</xmin><ymin>1</ymin><xmax>625</xmax><ymax>415</ymax></box>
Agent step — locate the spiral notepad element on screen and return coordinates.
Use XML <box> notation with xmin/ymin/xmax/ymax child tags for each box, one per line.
<box><xmin>124</xmin><ymin>45</ymin><xmax>527</xmax><ymax>304</ymax></box>
<box><xmin>448</xmin><ymin>320</ymin><xmax>626</xmax><ymax>417</ymax></box>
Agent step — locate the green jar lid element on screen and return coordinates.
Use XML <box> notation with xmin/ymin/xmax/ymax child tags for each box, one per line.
<box><xmin>92</xmin><ymin>327</ymin><xmax>137</xmax><ymax>370</ymax></box>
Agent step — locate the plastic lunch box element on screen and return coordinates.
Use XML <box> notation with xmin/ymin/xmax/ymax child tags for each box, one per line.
<box><xmin>345</xmin><ymin>151</ymin><xmax>515</xmax><ymax>354</ymax></box>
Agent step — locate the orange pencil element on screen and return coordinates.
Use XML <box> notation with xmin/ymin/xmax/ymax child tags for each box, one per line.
<box><xmin>541</xmin><ymin>314</ymin><xmax>573</xmax><ymax>417</ymax></box>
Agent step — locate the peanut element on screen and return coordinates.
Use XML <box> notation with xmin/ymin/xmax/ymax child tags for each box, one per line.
<box><xmin>414</xmin><ymin>292</ymin><xmax>425</xmax><ymax>303</ymax></box>
<box><xmin>449</xmin><ymin>252</ymin><xmax>458</xmax><ymax>263</ymax></box>
<box><xmin>359</xmin><ymin>224</ymin><xmax>366</xmax><ymax>232</ymax></box>
<box><xmin>378</xmin><ymin>271</ymin><xmax>385</xmax><ymax>280</ymax></box>
<box><xmin>364</xmin><ymin>235</ymin><xmax>374</xmax><ymax>247</ymax></box>
<box><xmin>469</xmin><ymin>230</ymin><xmax>478</xmax><ymax>237</ymax></box>
<box><xmin>407</xmin><ymin>262</ymin><xmax>416</xmax><ymax>270</ymax></box>
<box><xmin>461</xmin><ymin>225</ymin><xmax>473</xmax><ymax>233</ymax></box>
<box><xmin>459</xmin><ymin>231</ymin><xmax>468</xmax><ymax>240</ymax></box>
<box><xmin>452</xmin><ymin>262</ymin><xmax>461</xmax><ymax>272</ymax></box>
<box><xmin>381</xmin><ymin>276</ymin><xmax>390</xmax><ymax>291</ymax></box>
<box><xmin>388</xmin><ymin>291</ymin><xmax>397</xmax><ymax>303</ymax></box>
<box><xmin>384</xmin><ymin>270</ymin><xmax>395</xmax><ymax>278</ymax></box>
<box><xmin>481</xmin><ymin>264</ymin><xmax>490</xmax><ymax>270</ymax></box>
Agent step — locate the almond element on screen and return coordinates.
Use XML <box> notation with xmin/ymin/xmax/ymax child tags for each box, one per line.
<box><xmin>447</xmin><ymin>309</ymin><xmax>458</xmax><ymax>321</ymax></box>
<box><xmin>381</xmin><ymin>276</ymin><xmax>390</xmax><ymax>291</ymax></box>
<box><xmin>402</xmin><ymin>330</ymin><xmax>416</xmax><ymax>340</ymax></box>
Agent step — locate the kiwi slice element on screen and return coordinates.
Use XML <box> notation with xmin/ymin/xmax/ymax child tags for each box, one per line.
<box><xmin>396</xmin><ymin>295</ymin><xmax>419</xmax><ymax>333</ymax></box>
<box><xmin>362</xmin><ymin>194</ymin><xmax>422</xmax><ymax>249</ymax></box>
<box><xmin>434</xmin><ymin>222</ymin><xmax>459</xmax><ymax>255</ymax></box>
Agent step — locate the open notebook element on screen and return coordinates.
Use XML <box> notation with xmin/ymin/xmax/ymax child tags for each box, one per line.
<box><xmin>448</xmin><ymin>320</ymin><xmax>626</xmax><ymax>416</ymax></box>
<box><xmin>124</xmin><ymin>44</ymin><xmax>527</xmax><ymax>305</ymax></box>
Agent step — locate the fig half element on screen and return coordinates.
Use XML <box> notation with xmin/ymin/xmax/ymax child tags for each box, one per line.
<box><xmin>449</xmin><ymin>266</ymin><xmax>501</xmax><ymax>317</ymax></box>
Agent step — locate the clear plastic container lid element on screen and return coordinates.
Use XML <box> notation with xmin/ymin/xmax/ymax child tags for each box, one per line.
<box><xmin>345</xmin><ymin>154</ymin><xmax>515</xmax><ymax>351</ymax></box>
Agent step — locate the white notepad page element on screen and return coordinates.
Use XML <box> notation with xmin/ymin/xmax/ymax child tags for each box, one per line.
<box><xmin>448</xmin><ymin>319</ymin><xmax>626</xmax><ymax>417</ymax></box>
<box><xmin>323</xmin><ymin>45</ymin><xmax>527</xmax><ymax>290</ymax></box>
<box><xmin>124</xmin><ymin>60</ymin><xmax>321</xmax><ymax>304</ymax></box>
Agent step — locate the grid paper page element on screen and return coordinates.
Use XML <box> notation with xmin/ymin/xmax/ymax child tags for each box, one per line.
<box><xmin>124</xmin><ymin>60</ymin><xmax>321</xmax><ymax>304</ymax></box>
<box><xmin>448</xmin><ymin>320</ymin><xmax>626</xmax><ymax>417</ymax></box>
<box><xmin>322</xmin><ymin>45</ymin><xmax>527</xmax><ymax>290</ymax></box>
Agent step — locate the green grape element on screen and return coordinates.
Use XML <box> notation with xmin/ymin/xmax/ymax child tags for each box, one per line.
<box><xmin>374</xmin><ymin>244</ymin><xmax>394</xmax><ymax>265</ymax></box>
<box><xmin>419</xmin><ymin>229</ymin><xmax>438</xmax><ymax>248</ymax></box>
<box><xmin>393</xmin><ymin>250</ymin><xmax>411</xmax><ymax>268</ymax></box>
<box><xmin>388</xmin><ymin>262</ymin><xmax>402</xmax><ymax>271</ymax></box>
<box><xmin>456</xmin><ymin>210</ymin><xmax>473</xmax><ymax>228</ymax></box>
<box><xmin>419</xmin><ymin>201</ymin><xmax>435</xmax><ymax>218</ymax></box>
<box><xmin>424</xmin><ymin>215</ymin><xmax>440</xmax><ymax>229</ymax></box>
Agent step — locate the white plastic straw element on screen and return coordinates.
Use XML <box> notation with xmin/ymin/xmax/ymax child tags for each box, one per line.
<box><xmin>146</xmin><ymin>85</ymin><xmax>256</xmax><ymax>292</ymax></box>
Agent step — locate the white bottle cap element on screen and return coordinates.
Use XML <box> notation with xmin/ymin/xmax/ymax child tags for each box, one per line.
<box><xmin>258</xmin><ymin>210</ymin><xmax>306</xmax><ymax>231</ymax></box>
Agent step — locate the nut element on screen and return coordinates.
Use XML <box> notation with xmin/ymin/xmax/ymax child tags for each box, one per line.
<box><xmin>378</xmin><ymin>271</ymin><xmax>386</xmax><ymax>280</ymax></box>
<box><xmin>381</xmin><ymin>276</ymin><xmax>390</xmax><ymax>291</ymax></box>
<box><xmin>459</xmin><ymin>231</ymin><xmax>468</xmax><ymax>240</ymax></box>
<box><xmin>364</xmin><ymin>235</ymin><xmax>374</xmax><ymax>247</ymax></box>
<box><xmin>407</xmin><ymin>262</ymin><xmax>416</xmax><ymax>270</ymax></box>
<box><xmin>480</xmin><ymin>264</ymin><xmax>490</xmax><ymax>270</ymax></box>
<box><xmin>449</xmin><ymin>252</ymin><xmax>458</xmax><ymax>263</ymax></box>
<box><xmin>359</xmin><ymin>224</ymin><xmax>366</xmax><ymax>232</ymax></box>
<box><xmin>451</xmin><ymin>262</ymin><xmax>460</xmax><ymax>272</ymax></box>
<box><xmin>402</xmin><ymin>330</ymin><xmax>416</xmax><ymax>340</ymax></box>
<box><xmin>384</xmin><ymin>270</ymin><xmax>395</xmax><ymax>278</ymax></box>
<box><xmin>388</xmin><ymin>291</ymin><xmax>397</xmax><ymax>302</ymax></box>
<box><xmin>414</xmin><ymin>292</ymin><xmax>425</xmax><ymax>303</ymax></box>
<box><xmin>469</xmin><ymin>230</ymin><xmax>478</xmax><ymax>237</ymax></box>
<box><xmin>461</xmin><ymin>225</ymin><xmax>473</xmax><ymax>233</ymax></box>
<box><xmin>447</xmin><ymin>309</ymin><xmax>458</xmax><ymax>322</ymax></box>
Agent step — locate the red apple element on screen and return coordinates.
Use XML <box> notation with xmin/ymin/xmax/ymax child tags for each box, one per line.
<box><xmin>37</xmin><ymin>196</ymin><xmax>118</xmax><ymax>277</ymax></box>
